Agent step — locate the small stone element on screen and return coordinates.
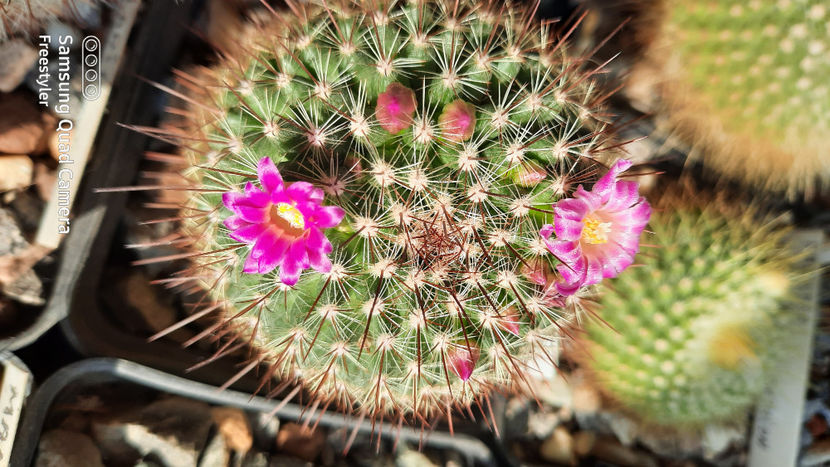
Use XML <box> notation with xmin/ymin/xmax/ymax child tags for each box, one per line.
<box><xmin>0</xmin><ymin>94</ymin><xmax>43</xmax><ymax>154</ymax></box>
<box><xmin>571</xmin><ymin>381</ymin><xmax>600</xmax><ymax>415</ymax></box>
<box><xmin>3</xmin><ymin>266</ymin><xmax>44</xmax><ymax>305</ymax></box>
<box><xmin>539</xmin><ymin>426</ymin><xmax>574</xmax><ymax>465</ymax></box>
<box><xmin>0</xmin><ymin>40</ymin><xmax>38</xmax><ymax>92</ymax></box>
<box><xmin>199</xmin><ymin>432</ymin><xmax>230</xmax><ymax>467</ymax></box>
<box><xmin>275</xmin><ymin>423</ymin><xmax>325</xmax><ymax>462</ymax></box>
<box><xmin>36</xmin><ymin>429</ymin><xmax>105</xmax><ymax>467</ymax></box>
<box><xmin>573</xmin><ymin>431</ymin><xmax>596</xmax><ymax>457</ymax></box>
<box><xmin>701</xmin><ymin>423</ymin><xmax>745</xmax><ymax>461</ymax></box>
<box><xmin>92</xmin><ymin>397</ymin><xmax>214</xmax><ymax>467</ymax></box>
<box><xmin>241</xmin><ymin>451</ymin><xmax>269</xmax><ymax>467</ymax></box>
<box><xmin>537</xmin><ymin>372</ymin><xmax>572</xmax><ymax>409</ymax></box>
<box><xmin>604</xmin><ymin>411</ymin><xmax>639</xmax><ymax>447</ymax></box>
<box><xmin>396</xmin><ymin>447</ymin><xmax>438</xmax><ymax>467</ymax></box>
<box><xmin>527</xmin><ymin>410</ymin><xmax>560</xmax><ymax>439</ymax></box>
<box><xmin>0</xmin><ymin>208</ymin><xmax>27</xmax><ymax>256</ymax></box>
<box><xmin>0</xmin><ymin>155</ymin><xmax>33</xmax><ymax>192</ymax></box>
<box><xmin>802</xmin><ymin>438</ymin><xmax>830</xmax><ymax>466</ymax></box>
<box><xmin>34</xmin><ymin>162</ymin><xmax>56</xmax><ymax>201</ymax></box>
<box><xmin>589</xmin><ymin>436</ymin><xmax>658</xmax><ymax>467</ymax></box>
<box><xmin>211</xmin><ymin>407</ymin><xmax>253</xmax><ymax>453</ymax></box>
<box><xmin>806</xmin><ymin>413</ymin><xmax>829</xmax><ymax>438</ymax></box>
<box><xmin>251</xmin><ymin>412</ymin><xmax>280</xmax><ymax>451</ymax></box>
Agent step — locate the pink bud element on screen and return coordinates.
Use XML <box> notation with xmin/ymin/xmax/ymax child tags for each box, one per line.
<box><xmin>439</xmin><ymin>100</ymin><xmax>476</xmax><ymax>142</ymax></box>
<box><xmin>513</xmin><ymin>162</ymin><xmax>547</xmax><ymax>187</ymax></box>
<box><xmin>375</xmin><ymin>83</ymin><xmax>417</xmax><ymax>134</ymax></box>
<box><xmin>448</xmin><ymin>345</ymin><xmax>479</xmax><ymax>381</ymax></box>
<box><xmin>500</xmin><ymin>309</ymin><xmax>520</xmax><ymax>336</ymax></box>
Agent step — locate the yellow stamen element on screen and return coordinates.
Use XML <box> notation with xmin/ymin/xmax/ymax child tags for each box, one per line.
<box><xmin>275</xmin><ymin>202</ymin><xmax>306</xmax><ymax>230</ymax></box>
<box><xmin>582</xmin><ymin>217</ymin><xmax>612</xmax><ymax>245</ymax></box>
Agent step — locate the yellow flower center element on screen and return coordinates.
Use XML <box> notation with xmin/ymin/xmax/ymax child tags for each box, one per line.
<box><xmin>273</xmin><ymin>202</ymin><xmax>306</xmax><ymax>230</ymax></box>
<box><xmin>581</xmin><ymin>217</ymin><xmax>612</xmax><ymax>245</ymax></box>
<box><xmin>707</xmin><ymin>326</ymin><xmax>757</xmax><ymax>370</ymax></box>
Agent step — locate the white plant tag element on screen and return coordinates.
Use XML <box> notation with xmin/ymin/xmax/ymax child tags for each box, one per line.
<box><xmin>0</xmin><ymin>353</ymin><xmax>32</xmax><ymax>467</ymax></box>
<box><xmin>748</xmin><ymin>230</ymin><xmax>824</xmax><ymax>467</ymax></box>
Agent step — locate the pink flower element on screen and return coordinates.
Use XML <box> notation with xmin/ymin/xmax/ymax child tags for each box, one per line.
<box><xmin>540</xmin><ymin>160</ymin><xmax>650</xmax><ymax>295</ymax></box>
<box><xmin>222</xmin><ymin>157</ymin><xmax>345</xmax><ymax>286</ymax></box>
<box><xmin>375</xmin><ymin>83</ymin><xmax>416</xmax><ymax>134</ymax></box>
<box><xmin>448</xmin><ymin>345</ymin><xmax>479</xmax><ymax>381</ymax></box>
<box><xmin>499</xmin><ymin>309</ymin><xmax>520</xmax><ymax>336</ymax></box>
<box><xmin>438</xmin><ymin>100</ymin><xmax>476</xmax><ymax>142</ymax></box>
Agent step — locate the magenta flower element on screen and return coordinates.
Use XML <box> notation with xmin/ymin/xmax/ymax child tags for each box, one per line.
<box><xmin>375</xmin><ymin>83</ymin><xmax>416</xmax><ymax>134</ymax></box>
<box><xmin>540</xmin><ymin>160</ymin><xmax>650</xmax><ymax>295</ymax></box>
<box><xmin>447</xmin><ymin>345</ymin><xmax>479</xmax><ymax>381</ymax></box>
<box><xmin>438</xmin><ymin>100</ymin><xmax>476</xmax><ymax>142</ymax></box>
<box><xmin>222</xmin><ymin>157</ymin><xmax>345</xmax><ymax>286</ymax></box>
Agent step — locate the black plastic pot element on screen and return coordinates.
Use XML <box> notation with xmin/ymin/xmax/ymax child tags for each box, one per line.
<box><xmin>11</xmin><ymin>358</ymin><xmax>498</xmax><ymax>466</ymax></box>
<box><xmin>0</xmin><ymin>0</ymin><xmax>202</xmax><ymax>351</ymax></box>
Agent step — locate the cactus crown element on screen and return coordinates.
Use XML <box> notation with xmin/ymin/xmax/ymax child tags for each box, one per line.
<box><xmin>638</xmin><ymin>0</ymin><xmax>830</xmax><ymax>198</ymax></box>
<box><xmin>582</xmin><ymin>192</ymin><xmax>801</xmax><ymax>426</ymax></box>
<box><xmin>151</xmin><ymin>0</ymin><xmax>638</xmax><ymax>427</ymax></box>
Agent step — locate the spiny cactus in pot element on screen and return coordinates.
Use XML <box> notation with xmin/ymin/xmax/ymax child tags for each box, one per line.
<box><xmin>620</xmin><ymin>0</ymin><xmax>830</xmax><ymax>199</ymax></box>
<box><xmin>579</xmin><ymin>189</ymin><xmax>804</xmax><ymax>426</ymax></box>
<box><xmin>142</xmin><ymin>0</ymin><xmax>651</xmax><ymax>430</ymax></box>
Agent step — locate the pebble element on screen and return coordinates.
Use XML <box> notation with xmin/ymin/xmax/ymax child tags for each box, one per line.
<box><xmin>701</xmin><ymin>423</ymin><xmax>746</xmax><ymax>461</ymax></box>
<box><xmin>395</xmin><ymin>447</ymin><xmax>438</xmax><ymax>467</ymax></box>
<box><xmin>540</xmin><ymin>426</ymin><xmax>575</xmax><ymax>465</ymax></box>
<box><xmin>199</xmin><ymin>432</ymin><xmax>230</xmax><ymax>467</ymax></box>
<box><xmin>275</xmin><ymin>423</ymin><xmax>326</xmax><ymax>462</ymax></box>
<box><xmin>0</xmin><ymin>208</ymin><xmax>28</xmax><ymax>256</ymax></box>
<box><xmin>573</xmin><ymin>431</ymin><xmax>597</xmax><ymax>457</ymax></box>
<box><xmin>0</xmin><ymin>155</ymin><xmax>33</xmax><ymax>192</ymax></box>
<box><xmin>34</xmin><ymin>162</ymin><xmax>56</xmax><ymax>201</ymax></box>
<box><xmin>211</xmin><ymin>407</ymin><xmax>254</xmax><ymax>453</ymax></box>
<box><xmin>3</xmin><ymin>266</ymin><xmax>45</xmax><ymax>305</ymax></box>
<box><xmin>0</xmin><ymin>94</ymin><xmax>43</xmax><ymax>154</ymax></box>
<box><xmin>92</xmin><ymin>397</ymin><xmax>214</xmax><ymax>467</ymax></box>
<box><xmin>35</xmin><ymin>429</ymin><xmax>105</xmax><ymax>467</ymax></box>
<box><xmin>589</xmin><ymin>436</ymin><xmax>659</xmax><ymax>467</ymax></box>
<box><xmin>0</xmin><ymin>40</ymin><xmax>38</xmax><ymax>92</ymax></box>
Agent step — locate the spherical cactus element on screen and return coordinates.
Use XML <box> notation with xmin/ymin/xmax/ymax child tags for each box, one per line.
<box><xmin>627</xmin><ymin>0</ymin><xmax>829</xmax><ymax>199</ymax></box>
<box><xmin>0</xmin><ymin>0</ymin><xmax>96</xmax><ymax>41</ymax></box>
<box><xmin>149</xmin><ymin>0</ymin><xmax>650</xmax><ymax>427</ymax></box>
<box><xmin>581</xmin><ymin>193</ymin><xmax>801</xmax><ymax>426</ymax></box>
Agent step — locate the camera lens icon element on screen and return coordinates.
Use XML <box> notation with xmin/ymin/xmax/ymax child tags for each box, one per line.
<box><xmin>82</xmin><ymin>36</ymin><xmax>101</xmax><ymax>101</ymax></box>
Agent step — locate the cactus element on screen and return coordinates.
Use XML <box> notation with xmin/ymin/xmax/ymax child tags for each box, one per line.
<box><xmin>0</xmin><ymin>0</ymin><xmax>96</xmax><ymax>41</ymax></box>
<box><xmin>580</xmin><ymin>193</ymin><xmax>801</xmax><ymax>426</ymax></box>
<box><xmin>628</xmin><ymin>0</ymin><xmax>829</xmax><ymax>198</ymax></box>
<box><xmin>144</xmin><ymin>0</ymin><xmax>651</xmax><ymax>428</ymax></box>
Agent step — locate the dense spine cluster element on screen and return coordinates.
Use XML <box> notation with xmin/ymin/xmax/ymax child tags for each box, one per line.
<box><xmin>146</xmin><ymin>0</ymin><xmax>644</xmax><ymax>427</ymax></box>
<box><xmin>635</xmin><ymin>0</ymin><xmax>830</xmax><ymax>198</ymax></box>
<box><xmin>581</xmin><ymin>196</ymin><xmax>801</xmax><ymax>426</ymax></box>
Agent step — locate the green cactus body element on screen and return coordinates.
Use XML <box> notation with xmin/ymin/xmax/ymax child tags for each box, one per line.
<box><xmin>165</xmin><ymin>0</ymin><xmax>623</xmax><ymax>422</ymax></box>
<box><xmin>642</xmin><ymin>0</ymin><xmax>829</xmax><ymax>198</ymax></box>
<box><xmin>583</xmin><ymin>201</ymin><xmax>799</xmax><ymax>426</ymax></box>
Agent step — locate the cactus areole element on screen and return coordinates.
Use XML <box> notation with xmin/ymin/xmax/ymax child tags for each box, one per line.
<box><xmin>160</xmin><ymin>0</ymin><xmax>649</xmax><ymax>426</ymax></box>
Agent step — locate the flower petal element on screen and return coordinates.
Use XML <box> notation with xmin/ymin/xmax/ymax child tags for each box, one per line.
<box><xmin>258</xmin><ymin>157</ymin><xmax>283</xmax><ymax>194</ymax></box>
<box><xmin>229</xmin><ymin>223</ymin><xmax>267</xmax><ymax>243</ymax></box>
<box><xmin>312</xmin><ymin>205</ymin><xmax>345</xmax><ymax>229</ymax></box>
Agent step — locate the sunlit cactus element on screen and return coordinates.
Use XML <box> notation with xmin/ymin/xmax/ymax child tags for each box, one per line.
<box><xmin>580</xmin><ymin>192</ymin><xmax>802</xmax><ymax>426</ymax></box>
<box><xmin>143</xmin><ymin>0</ymin><xmax>650</xmax><ymax>429</ymax></box>
<box><xmin>0</xmin><ymin>0</ymin><xmax>96</xmax><ymax>41</ymax></box>
<box><xmin>626</xmin><ymin>0</ymin><xmax>830</xmax><ymax>198</ymax></box>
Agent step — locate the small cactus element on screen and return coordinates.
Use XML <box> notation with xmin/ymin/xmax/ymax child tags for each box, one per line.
<box><xmin>581</xmin><ymin>193</ymin><xmax>802</xmax><ymax>426</ymax></box>
<box><xmin>628</xmin><ymin>0</ymin><xmax>830</xmax><ymax>198</ymax></box>
<box><xmin>146</xmin><ymin>0</ymin><xmax>650</xmax><ymax>428</ymax></box>
<box><xmin>0</xmin><ymin>0</ymin><xmax>96</xmax><ymax>41</ymax></box>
